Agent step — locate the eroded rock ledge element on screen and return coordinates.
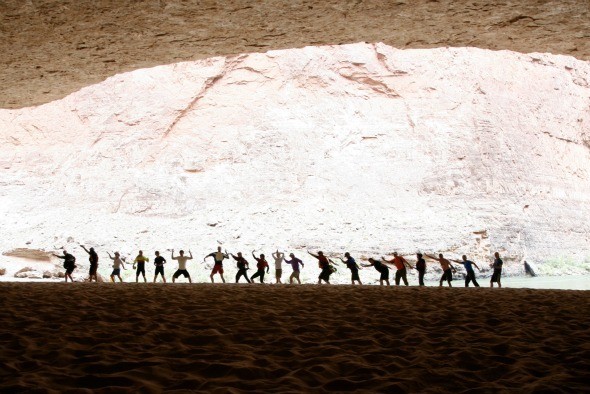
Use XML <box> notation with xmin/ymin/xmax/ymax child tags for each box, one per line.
<box><xmin>1</xmin><ymin>0</ymin><xmax>589</xmax><ymax>108</ymax></box>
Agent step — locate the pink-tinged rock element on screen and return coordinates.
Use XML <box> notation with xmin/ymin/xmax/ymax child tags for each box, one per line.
<box><xmin>0</xmin><ymin>43</ymin><xmax>589</xmax><ymax>275</ymax></box>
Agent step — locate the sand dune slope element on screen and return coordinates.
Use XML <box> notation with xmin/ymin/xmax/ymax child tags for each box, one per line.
<box><xmin>0</xmin><ymin>283</ymin><xmax>588</xmax><ymax>392</ymax></box>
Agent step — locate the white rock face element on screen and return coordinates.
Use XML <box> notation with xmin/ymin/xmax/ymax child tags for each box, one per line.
<box><xmin>1</xmin><ymin>43</ymin><xmax>589</xmax><ymax>280</ymax></box>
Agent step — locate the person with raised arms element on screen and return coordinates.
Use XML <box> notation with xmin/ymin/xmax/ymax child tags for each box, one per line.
<box><xmin>284</xmin><ymin>253</ymin><xmax>304</xmax><ymax>284</ymax></box>
<box><xmin>425</xmin><ymin>253</ymin><xmax>457</xmax><ymax>287</ymax></box>
<box><xmin>204</xmin><ymin>246</ymin><xmax>228</xmax><ymax>283</ymax></box>
<box><xmin>339</xmin><ymin>252</ymin><xmax>362</xmax><ymax>285</ymax></box>
<box><xmin>171</xmin><ymin>249</ymin><xmax>193</xmax><ymax>283</ymax></box>
<box><xmin>107</xmin><ymin>251</ymin><xmax>127</xmax><ymax>283</ymax></box>
<box><xmin>231</xmin><ymin>252</ymin><xmax>251</xmax><ymax>283</ymax></box>
<box><xmin>383</xmin><ymin>252</ymin><xmax>414</xmax><ymax>286</ymax></box>
<box><xmin>361</xmin><ymin>257</ymin><xmax>392</xmax><ymax>286</ymax></box>
<box><xmin>450</xmin><ymin>255</ymin><xmax>481</xmax><ymax>287</ymax></box>
<box><xmin>251</xmin><ymin>251</ymin><xmax>270</xmax><ymax>283</ymax></box>
<box><xmin>80</xmin><ymin>244</ymin><xmax>99</xmax><ymax>282</ymax></box>
<box><xmin>53</xmin><ymin>250</ymin><xmax>76</xmax><ymax>282</ymax></box>
<box><xmin>308</xmin><ymin>250</ymin><xmax>333</xmax><ymax>284</ymax></box>
<box><xmin>153</xmin><ymin>251</ymin><xmax>167</xmax><ymax>283</ymax></box>
<box><xmin>415</xmin><ymin>253</ymin><xmax>427</xmax><ymax>286</ymax></box>
<box><xmin>490</xmin><ymin>252</ymin><xmax>503</xmax><ymax>288</ymax></box>
<box><xmin>133</xmin><ymin>250</ymin><xmax>149</xmax><ymax>283</ymax></box>
<box><xmin>272</xmin><ymin>250</ymin><xmax>285</xmax><ymax>284</ymax></box>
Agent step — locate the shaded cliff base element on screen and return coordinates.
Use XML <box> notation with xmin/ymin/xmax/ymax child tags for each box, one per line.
<box><xmin>0</xmin><ymin>283</ymin><xmax>588</xmax><ymax>392</ymax></box>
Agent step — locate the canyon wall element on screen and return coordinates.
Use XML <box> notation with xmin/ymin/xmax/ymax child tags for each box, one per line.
<box><xmin>1</xmin><ymin>43</ymin><xmax>589</xmax><ymax>277</ymax></box>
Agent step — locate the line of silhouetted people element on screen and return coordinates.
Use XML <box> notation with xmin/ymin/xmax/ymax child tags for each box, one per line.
<box><xmin>53</xmin><ymin>245</ymin><xmax>506</xmax><ymax>287</ymax></box>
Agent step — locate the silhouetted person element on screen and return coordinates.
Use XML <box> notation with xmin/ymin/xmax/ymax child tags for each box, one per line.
<box><xmin>133</xmin><ymin>250</ymin><xmax>149</xmax><ymax>283</ymax></box>
<box><xmin>361</xmin><ymin>258</ymin><xmax>391</xmax><ymax>286</ymax></box>
<box><xmin>204</xmin><ymin>246</ymin><xmax>228</xmax><ymax>283</ymax></box>
<box><xmin>425</xmin><ymin>253</ymin><xmax>456</xmax><ymax>287</ymax></box>
<box><xmin>54</xmin><ymin>250</ymin><xmax>76</xmax><ymax>282</ymax></box>
<box><xmin>490</xmin><ymin>252</ymin><xmax>503</xmax><ymax>288</ymax></box>
<box><xmin>172</xmin><ymin>249</ymin><xmax>193</xmax><ymax>283</ymax></box>
<box><xmin>383</xmin><ymin>252</ymin><xmax>413</xmax><ymax>286</ymax></box>
<box><xmin>308</xmin><ymin>250</ymin><xmax>332</xmax><ymax>284</ymax></box>
<box><xmin>153</xmin><ymin>251</ymin><xmax>166</xmax><ymax>283</ymax></box>
<box><xmin>285</xmin><ymin>253</ymin><xmax>304</xmax><ymax>284</ymax></box>
<box><xmin>415</xmin><ymin>253</ymin><xmax>427</xmax><ymax>286</ymax></box>
<box><xmin>80</xmin><ymin>245</ymin><xmax>99</xmax><ymax>282</ymax></box>
<box><xmin>450</xmin><ymin>255</ymin><xmax>481</xmax><ymax>287</ymax></box>
<box><xmin>232</xmin><ymin>252</ymin><xmax>251</xmax><ymax>283</ymax></box>
<box><xmin>272</xmin><ymin>250</ymin><xmax>285</xmax><ymax>284</ymax></box>
<box><xmin>107</xmin><ymin>251</ymin><xmax>126</xmax><ymax>282</ymax></box>
<box><xmin>339</xmin><ymin>252</ymin><xmax>362</xmax><ymax>285</ymax></box>
<box><xmin>251</xmin><ymin>251</ymin><xmax>270</xmax><ymax>283</ymax></box>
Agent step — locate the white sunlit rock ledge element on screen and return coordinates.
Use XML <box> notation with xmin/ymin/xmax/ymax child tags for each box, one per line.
<box><xmin>0</xmin><ymin>42</ymin><xmax>589</xmax><ymax>278</ymax></box>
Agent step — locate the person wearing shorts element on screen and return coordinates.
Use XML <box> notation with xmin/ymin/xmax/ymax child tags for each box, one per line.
<box><xmin>204</xmin><ymin>246</ymin><xmax>228</xmax><ymax>283</ymax></box>
<box><xmin>308</xmin><ymin>250</ymin><xmax>333</xmax><ymax>284</ymax></box>
<box><xmin>133</xmin><ymin>250</ymin><xmax>149</xmax><ymax>283</ymax></box>
<box><xmin>80</xmin><ymin>245</ymin><xmax>99</xmax><ymax>282</ymax></box>
<box><xmin>425</xmin><ymin>253</ymin><xmax>456</xmax><ymax>287</ymax></box>
<box><xmin>107</xmin><ymin>251</ymin><xmax>126</xmax><ymax>282</ymax></box>
<box><xmin>153</xmin><ymin>251</ymin><xmax>167</xmax><ymax>283</ymax></box>
<box><xmin>490</xmin><ymin>252</ymin><xmax>503</xmax><ymax>288</ymax></box>
<box><xmin>53</xmin><ymin>250</ymin><xmax>76</xmax><ymax>282</ymax></box>
<box><xmin>339</xmin><ymin>252</ymin><xmax>362</xmax><ymax>285</ymax></box>
<box><xmin>284</xmin><ymin>253</ymin><xmax>304</xmax><ymax>284</ymax></box>
<box><xmin>172</xmin><ymin>249</ymin><xmax>193</xmax><ymax>283</ymax></box>
<box><xmin>272</xmin><ymin>250</ymin><xmax>285</xmax><ymax>284</ymax></box>
<box><xmin>362</xmin><ymin>258</ymin><xmax>391</xmax><ymax>286</ymax></box>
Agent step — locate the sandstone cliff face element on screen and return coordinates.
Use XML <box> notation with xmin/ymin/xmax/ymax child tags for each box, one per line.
<box><xmin>1</xmin><ymin>43</ymin><xmax>589</xmax><ymax>276</ymax></box>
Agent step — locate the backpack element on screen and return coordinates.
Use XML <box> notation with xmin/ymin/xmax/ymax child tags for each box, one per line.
<box><xmin>64</xmin><ymin>255</ymin><xmax>76</xmax><ymax>269</ymax></box>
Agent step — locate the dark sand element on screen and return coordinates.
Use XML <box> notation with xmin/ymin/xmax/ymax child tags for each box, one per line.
<box><xmin>0</xmin><ymin>283</ymin><xmax>588</xmax><ymax>392</ymax></box>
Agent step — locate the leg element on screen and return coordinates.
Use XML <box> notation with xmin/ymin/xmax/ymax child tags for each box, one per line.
<box><xmin>188</xmin><ymin>274</ymin><xmax>192</xmax><ymax>284</ymax></box>
<box><xmin>118</xmin><ymin>275</ymin><xmax>123</xmax><ymax>283</ymax></box>
<box><xmin>220</xmin><ymin>274</ymin><xmax>226</xmax><ymax>283</ymax></box>
<box><xmin>402</xmin><ymin>270</ymin><xmax>408</xmax><ymax>286</ymax></box>
<box><xmin>260</xmin><ymin>271</ymin><xmax>265</xmax><ymax>283</ymax></box>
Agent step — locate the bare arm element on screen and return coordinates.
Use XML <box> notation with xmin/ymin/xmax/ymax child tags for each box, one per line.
<box><xmin>171</xmin><ymin>249</ymin><xmax>176</xmax><ymax>259</ymax></box>
<box><xmin>307</xmin><ymin>251</ymin><xmax>318</xmax><ymax>259</ymax></box>
<box><xmin>53</xmin><ymin>254</ymin><xmax>66</xmax><ymax>259</ymax></box>
<box><xmin>188</xmin><ymin>251</ymin><xmax>193</xmax><ymax>260</ymax></box>
<box><xmin>402</xmin><ymin>257</ymin><xmax>413</xmax><ymax>269</ymax></box>
<box><xmin>80</xmin><ymin>245</ymin><xmax>89</xmax><ymax>254</ymax></box>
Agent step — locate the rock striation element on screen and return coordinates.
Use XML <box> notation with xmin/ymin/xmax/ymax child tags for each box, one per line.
<box><xmin>1</xmin><ymin>43</ymin><xmax>589</xmax><ymax>275</ymax></box>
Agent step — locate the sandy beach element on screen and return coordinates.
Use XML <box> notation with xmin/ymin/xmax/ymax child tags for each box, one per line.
<box><xmin>0</xmin><ymin>283</ymin><xmax>588</xmax><ymax>392</ymax></box>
